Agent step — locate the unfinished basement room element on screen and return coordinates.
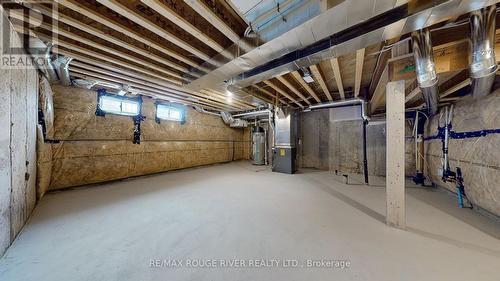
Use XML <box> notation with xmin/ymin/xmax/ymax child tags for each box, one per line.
<box><xmin>1</xmin><ymin>0</ymin><xmax>500</xmax><ymax>280</ymax></box>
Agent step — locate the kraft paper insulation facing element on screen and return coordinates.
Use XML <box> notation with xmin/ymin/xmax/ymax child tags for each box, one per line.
<box><xmin>41</xmin><ymin>85</ymin><xmax>251</xmax><ymax>190</ymax></box>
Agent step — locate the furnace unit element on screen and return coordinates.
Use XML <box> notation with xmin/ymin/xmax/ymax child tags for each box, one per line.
<box><xmin>272</xmin><ymin>108</ymin><xmax>297</xmax><ymax>174</ymax></box>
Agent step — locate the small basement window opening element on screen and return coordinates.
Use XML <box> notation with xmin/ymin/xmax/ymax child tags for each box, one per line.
<box><xmin>156</xmin><ymin>104</ymin><xmax>184</xmax><ymax>122</ymax></box>
<box><xmin>98</xmin><ymin>95</ymin><xmax>140</xmax><ymax>116</ymax></box>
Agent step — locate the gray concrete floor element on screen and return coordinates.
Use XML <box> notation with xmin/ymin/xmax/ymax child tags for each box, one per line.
<box><xmin>1</xmin><ymin>161</ymin><xmax>500</xmax><ymax>281</ymax></box>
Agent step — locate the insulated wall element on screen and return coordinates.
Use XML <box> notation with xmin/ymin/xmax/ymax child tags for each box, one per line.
<box><xmin>425</xmin><ymin>89</ymin><xmax>500</xmax><ymax>217</ymax></box>
<box><xmin>0</xmin><ymin>18</ymin><xmax>38</xmax><ymax>257</ymax></box>
<box><xmin>41</xmin><ymin>85</ymin><xmax>251</xmax><ymax>190</ymax></box>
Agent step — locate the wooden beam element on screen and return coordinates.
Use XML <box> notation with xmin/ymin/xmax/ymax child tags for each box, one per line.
<box><xmin>56</xmin><ymin>48</ymin><xmax>176</xmax><ymax>89</ymax></box>
<box><xmin>263</xmin><ymin>80</ymin><xmax>304</xmax><ymax>108</ymax></box>
<box><xmin>183</xmin><ymin>0</ymin><xmax>251</xmax><ymax>52</ymax></box>
<box><xmin>42</xmin><ymin>4</ymin><xmax>197</xmax><ymax>76</ymax></box>
<box><xmin>290</xmin><ymin>71</ymin><xmax>322</xmax><ymax>103</ymax></box>
<box><xmin>53</xmin><ymin>47</ymin><xmax>235</xmax><ymax>110</ymax></box>
<box><xmin>240</xmin><ymin>88</ymin><xmax>273</xmax><ymax>104</ymax></box>
<box><xmin>140</xmin><ymin>0</ymin><xmax>233</xmax><ymax>60</ymax></box>
<box><xmin>441</xmin><ymin>78</ymin><xmax>471</xmax><ymax>98</ymax></box>
<box><xmin>203</xmin><ymin>89</ymin><xmax>254</xmax><ymax>109</ymax></box>
<box><xmin>369</xmin><ymin>66</ymin><xmax>389</xmax><ymax>113</ymax></box>
<box><xmin>386</xmin><ymin>80</ymin><xmax>406</xmax><ymax>229</ymax></box>
<box><xmin>53</xmin><ymin>0</ymin><xmax>210</xmax><ymax>72</ymax></box>
<box><xmin>252</xmin><ymin>85</ymin><xmax>288</xmax><ymax>105</ymax></box>
<box><xmin>276</xmin><ymin>76</ymin><xmax>311</xmax><ymax>105</ymax></box>
<box><xmin>354</xmin><ymin>48</ymin><xmax>365</xmax><ymax>97</ymax></box>
<box><xmin>10</xmin><ymin>15</ymin><xmax>186</xmax><ymax>82</ymax></box>
<box><xmin>388</xmin><ymin>41</ymin><xmax>472</xmax><ymax>81</ymax></box>
<box><xmin>21</xmin><ymin>4</ymin><xmax>195</xmax><ymax>75</ymax></box>
<box><xmin>69</xmin><ymin>61</ymin><xmax>235</xmax><ymax>111</ymax></box>
<box><xmin>199</xmin><ymin>90</ymin><xmax>248</xmax><ymax>111</ymax></box>
<box><xmin>70</xmin><ymin>64</ymin><xmax>238</xmax><ymax>109</ymax></box>
<box><xmin>309</xmin><ymin>65</ymin><xmax>332</xmax><ymax>101</ymax></box>
<box><xmin>94</xmin><ymin>0</ymin><xmax>215</xmax><ymax>64</ymax></box>
<box><xmin>330</xmin><ymin>58</ymin><xmax>345</xmax><ymax>99</ymax></box>
<box><xmin>15</xmin><ymin>27</ymin><xmax>183</xmax><ymax>86</ymax></box>
<box><xmin>70</xmin><ymin>71</ymin><xmax>228</xmax><ymax>112</ymax></box>
<box><xmin>405</xmin><ymin>87</ymin><xmax>421</xmax><ymax>104</ymax></box>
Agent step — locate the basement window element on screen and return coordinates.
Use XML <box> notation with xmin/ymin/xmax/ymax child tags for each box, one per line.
<box><xmin>156</xmin><ymin>104</ymin><xmax>184</xmax><ymax>122</ymax></box>
<box><xmin>98</xmin><ymin>95</ymin><xmax>140</xmax><ymax>116</ymax></box>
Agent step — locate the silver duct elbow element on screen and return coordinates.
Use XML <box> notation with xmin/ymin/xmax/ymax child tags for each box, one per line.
<box><xmin>469</xmin><ymin>4</ymin><xmax>497</xmax><ymax>99</ymax></box>
<box><xmin>44</xmin><ymin>44</ymin><xmax>59</xmax><ymax>83</ymax></box>
<box><xmin>56</xmin><ymin>56</ymin><xmax>73</xmax><ymax>86</ymax></box>
<box><xmin>412</xmin><ymin>29</ymin><xmax>439</xmax><ymax>116</ymax></box>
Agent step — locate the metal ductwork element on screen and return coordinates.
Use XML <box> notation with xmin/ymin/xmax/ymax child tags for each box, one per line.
<box><xmin>53</xmin><ymin>56</ymin><xmax>73</xmax><ymax>86</ymax></box>
<box><xmin>221</xmin><ymin>112</ymin><xmax>249</xmax><ymax>128</ymax></box>
<box><xmin>232</xmin><ymin>109</ymin><xmax>272</xmax><ymax>119</ymax></box>
<box><xmin>469</xmin><ymin>4</ymin><xmax>497</xmax><ymax>99</ymax></box>
<box><xmin>43</xmin><ymin>44</ymin><xmax>59</xmax><ymax>82</ymax></box>
<box><xmin>210</xmin><ymin>0</ymin><xmax>498</xmax><ymax>93</ymax></box>
<box><xmin>306</xmin><ymin>98</ymin><xmax>368</xmax><ymax>121</ymax></box>
<box><xmin>412</xmin><ymin>29</ymin><xmax>439</xmax><ymax>116</ymax></box>
<box><xmin>193</xmin><ymin>106</ymin><xmax>221</xmax><ymax>117</ymax></box>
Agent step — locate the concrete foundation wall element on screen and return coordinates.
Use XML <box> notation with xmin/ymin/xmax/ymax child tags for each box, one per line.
<box><xmin>300</xmin><ymin>109</ymin><xmax>415</xmax><ymax>177</ymax></box>
<box><xmin>425</xmin><ymin>89</ymin><xmax>500</xmax><ymax>217</ymax></box>
<box><xmin>0</xmin><ymin>18</ymin><xmax>38</xmax><ymax>257</ymax></box>
<box><xmin>42</xmin><ymin>85</ymin><xmax>250</xmax><ymax>190</ymax></box>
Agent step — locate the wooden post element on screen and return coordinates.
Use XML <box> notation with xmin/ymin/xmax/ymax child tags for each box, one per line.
<box><xmin>386</xmin><ymin>80</ymin><xmax>406</xmax><ymax>228</ymax></box>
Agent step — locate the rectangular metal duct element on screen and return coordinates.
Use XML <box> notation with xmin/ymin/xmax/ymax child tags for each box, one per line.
<box><xmin>211</xmin><ymin>0</ymin><xmax>497</xmax><ymax>92</ymax></box>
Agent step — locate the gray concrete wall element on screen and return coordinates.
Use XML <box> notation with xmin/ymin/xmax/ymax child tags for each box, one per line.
<box><xmin>0</xmin><ymin>18</ymin><xmax>38</xmax><ymax>257</ymax></box>
<box><xmin>299</xmin><ymin>110</ymin><xmax>415</xmax><ymax>177</ymax></box>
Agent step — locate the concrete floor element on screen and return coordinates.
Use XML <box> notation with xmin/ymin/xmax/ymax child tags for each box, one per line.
<box><xmin>1</xmin><ymin>161</ymin><xmax>500</xmax><ymax>281</ymax></box>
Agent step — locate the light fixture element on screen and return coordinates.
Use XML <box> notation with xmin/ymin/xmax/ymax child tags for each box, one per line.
<box><xmin>301</xmin><ymin>67</ymin><xmax>314</xmax><ymax>83</ymax></box>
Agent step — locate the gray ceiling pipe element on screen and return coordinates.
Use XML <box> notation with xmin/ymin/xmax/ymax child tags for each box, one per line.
<box><xmin>43</xmin><ymin>44</ymin><xmax>59</xmax><ymax>83</ymax></box>
<box><xmin>412</xmin><ymin>29</ymin><xmax>439</xmax><ymax>116</ymax></box>
<box><xmin>54</xmin><ymin>56</ymin><xmax>73</xmax><ymax>86</ymax></box>
<box><xmin>469</xmin><ymin>4</ymin><xmax>497</xmax><ymax>99</ymax></box>
<box><xmin>232</xmin><ymin>109</ymin><xmax>272</xmax><ymax>119</ymax></box>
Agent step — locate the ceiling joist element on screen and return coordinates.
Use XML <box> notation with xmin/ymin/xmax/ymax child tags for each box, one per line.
<box><xmin>290</xmin><ymin>71</ymin><xmax>321</xmax><ymax>103</ymax></box>
<box><xmin>309</xmin><ymin>65</ymin><xmax>332</xmax><ymax>102</ymax></box>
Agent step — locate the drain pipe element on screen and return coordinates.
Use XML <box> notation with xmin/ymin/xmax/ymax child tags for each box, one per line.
<box><xmin>306</xmin><ymin>98</ymin><xmax>369</xmax><ymax>184</ymax></box>
<box><xmin>442</xmin><ymin>105</ymin><xmax>454</xmax><ymax>181</ymax></box>
<box><xmin>469</xmin><ymin>4</ymin><xmax>497</xmax><ymax>99</ymax></box>
<box><xmin>412</xmin><ymin>29</ymin><xmax>439</xmax><ymax>116</ymax></box>
<box><xmin>412</xmin><ymin>110</ymin><xmax>428</xmax><ymax>185</ymax></box>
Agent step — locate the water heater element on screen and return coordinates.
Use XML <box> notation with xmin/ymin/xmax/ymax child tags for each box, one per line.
<box><xmin>252</xmin><ymin>127</ymin><xmax>266</xmax><ymax>165</ymax></box>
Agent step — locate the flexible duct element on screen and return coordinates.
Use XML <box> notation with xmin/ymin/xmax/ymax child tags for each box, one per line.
<box><xmin>412</xmin><ymin>29</ymin><xmax>439</xmax><ymax>116</ymax></box>
<box><xmin>469</xmin><ymin>4</ymin><xmax>497</xmax><ymax>99</ymax></box>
